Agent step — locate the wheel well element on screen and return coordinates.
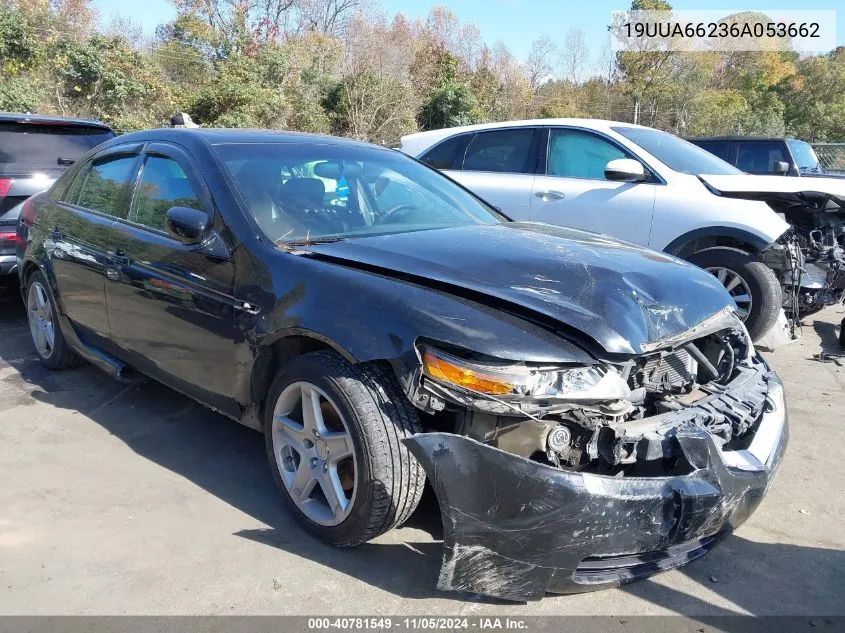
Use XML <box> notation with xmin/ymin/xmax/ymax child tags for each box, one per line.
<box><xmin>20</xmin><ymin>262</ymin><xmax>38</xmax><ymax>285</ymax></box>
<box><xmin>670</xmin><ymin>236</ymin><xmax>759</xmax><ymax>259</ymax></box>
<box><xmin>251</xmin><ymin>335</ymin><xmax>336</xmax><ymax>413</ymax></box>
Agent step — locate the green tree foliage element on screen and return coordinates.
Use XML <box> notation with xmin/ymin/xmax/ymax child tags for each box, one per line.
<box><xmin>1</xmin><ymin>0</ymin><xmax>844</xmax><ymax>143</ymax></box>
<box><xmin>417</xmin><ymin>50</ymin><xmax>482</xmax><ymax>130</ymax></box>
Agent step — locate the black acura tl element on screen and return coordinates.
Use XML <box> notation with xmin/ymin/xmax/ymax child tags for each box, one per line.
<box><xmin>17</xmin><ymin>129</ymin><xmax>788</xmax><ymax>601</ymax></box>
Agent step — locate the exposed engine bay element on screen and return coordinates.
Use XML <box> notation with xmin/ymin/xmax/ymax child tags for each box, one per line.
<box><xmin>744</xmin><ymin>191</ymin><xmax>845</xmax><ymax>318</ymax></box>
<box><xmin>773</xmin><ymin>197</ymin><xmax>845</xmax><ymax>314</ymax></box>
<box><xmin>412</xmin><ymin>311</ymin><xmax>772</xmax><ymax>478</ymax></box>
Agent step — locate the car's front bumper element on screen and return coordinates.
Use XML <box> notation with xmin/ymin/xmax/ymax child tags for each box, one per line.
<box><xmin>404</xmin><ymin>374</ymin><xmax>788</xmax><ymax>602</ymax></box>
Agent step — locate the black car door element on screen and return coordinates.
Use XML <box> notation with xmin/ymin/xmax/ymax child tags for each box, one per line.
<box><xmin>104</xmin><ymin>142</ymin><xmax>240</xmax><ymax>415</ymax></box>
<box><xmin>44</xmin><ymin>145</ymin><xmax>142</xmax><ymax>343</ymax></box>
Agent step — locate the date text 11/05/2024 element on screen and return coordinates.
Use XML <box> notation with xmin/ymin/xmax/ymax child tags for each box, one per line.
<box><xmin>307</xmin><ymin>618</ymin><xmax>528</xmax><ymax>630</ymax></box>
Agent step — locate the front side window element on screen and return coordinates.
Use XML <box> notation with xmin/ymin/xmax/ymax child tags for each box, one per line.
<box><xmin>419</xmin><ymin>135</ymin><xmax>471</xmax><ymax>170</ymax></box>
<box><xmin>76</xmin><ymin>155</ymin><xmax>138</xmax><ymax>218</ymax></box>
<box><xmin>548</xmin><ymin>129</ymin><xmax>628</xmax><ymax>180</ymax></box>
<box><xmin>215</xmin><ymin>143</ymin><xmax>504</xmax><ymax>244</ymax></box>
<box><xmin>613</xmin><ymin>126</ymin><xmax>742</xmax><ymax>176</ymax></box>
<box><xmin>735</xmin><ymin>142</ymin><xmax>788</xmax><ymax>174</ymax></box>
<box><xmin>787</xmin><ymin>139</ymin><xmax>822</xmax><ymax>172</ymax></box>
<box><xmin>462</xmin><ymin>129</ymin><xmax>535</xmax><ymax>174</ymax></box>
<box><xmin>131</xmin><ymin>156</ymin><xmax>203</xmax><ymax>232</ymax></box>
<box><xmin>693</xmin><ymin>141</ymin><xmax>731</xmax><ymax>162</ymax></box>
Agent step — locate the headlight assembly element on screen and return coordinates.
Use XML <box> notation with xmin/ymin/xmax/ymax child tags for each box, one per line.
<box><xmin>420</xmin><ymin>346</ymin><xmax>630</xmax><ymax>402</ymax></box>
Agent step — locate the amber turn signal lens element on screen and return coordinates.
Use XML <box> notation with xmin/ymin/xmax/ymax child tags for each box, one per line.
<box><xmin>422</xmin><ymin>351</ymin><xmax>514</xmax><ymax>395</ymax></box>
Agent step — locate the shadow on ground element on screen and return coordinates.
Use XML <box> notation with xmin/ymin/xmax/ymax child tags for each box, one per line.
<box><xmin>1</xmin><ymin>280</ymin><xmax>843</xmax><ymax>612</ymax></box>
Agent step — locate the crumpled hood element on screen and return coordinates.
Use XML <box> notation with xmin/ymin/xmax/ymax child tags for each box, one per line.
<box><xmin>304</xmin><ymin>223</ymin><xmax>735</xmax><ymax>355</ymax></box>
<box><xmin>700</xmin><ymin>173</ymin><xmax>845</xmax><ymax>207</ymax></box>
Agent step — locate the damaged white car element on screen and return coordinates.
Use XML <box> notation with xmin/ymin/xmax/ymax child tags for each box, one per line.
<box><xmin>401</xmin><ymin>119</ymin><xmax>845</xmax><ymax>342</ymax></box>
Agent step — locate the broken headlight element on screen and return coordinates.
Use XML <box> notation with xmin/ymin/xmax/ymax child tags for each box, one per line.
<box><xmin>420</xmin><ymin>346</ymin><xmax>630</xmax><ymax>402</ymax></box>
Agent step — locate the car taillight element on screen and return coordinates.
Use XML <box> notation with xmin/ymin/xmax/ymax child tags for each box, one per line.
<box><xmin>20</xmin><ymin>197</ymin><xmax>36</xmax><ymax>227</ymax></box>
<box><xmin>0</xmin><ymin>178</ymin><xmax>12</xmax><ymax>198</ymax></box>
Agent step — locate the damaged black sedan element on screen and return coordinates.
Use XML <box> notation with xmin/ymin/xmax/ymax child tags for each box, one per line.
<box><xmin>17</xmin><ymin>129</ymin><xmax>788</xmax><ymax>602</ymax></box>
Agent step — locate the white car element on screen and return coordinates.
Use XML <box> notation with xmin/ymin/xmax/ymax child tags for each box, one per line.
<box><xmin>401</xmin><ymin>119</ymin><xmax>845</xmax><ymax>340</ymax></box>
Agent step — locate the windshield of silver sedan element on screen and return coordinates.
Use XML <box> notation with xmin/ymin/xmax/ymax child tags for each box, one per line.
<box><xmin>215</xmin><ymin>142</ymin><xmax>504</xmax><ymax>244</ymax></box>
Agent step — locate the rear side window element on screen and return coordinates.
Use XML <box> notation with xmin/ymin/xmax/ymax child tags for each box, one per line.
<box><xmin>693</xmin><ymin>141</ymin><xmax>731</xmax><ymax>163</ymax></box>
<box><xmin>735</xmin><ymin>142</ymin><xmax>788</xmax><ymax>174</ymax></box>
<box><xmin>76</xmin><ymin>156</ymin><xmax>138</xmax><ymax>218</ymax></box>
<box><xmin>547</xmin><ymin>129</ymin><xmax>628</xmax><ymax>180</ymax></box>
<box><xmin>0</xmin><ymin>123</ymin><xmax>115</xmax><ymax>174</ymax></box>
<box><xmin>131</xmin><ymin>156</ymin><xmax>203</xmax><ymax>232</ymax></box>
<box><xmin>463</xmin><ymin>129</ymin><xmax>536</xmax><ymax>174</ymax></box>
<box><xmin>419</xmin><ymin>135</ymin><xmax>471</xmax><ymax>170</ymax></box>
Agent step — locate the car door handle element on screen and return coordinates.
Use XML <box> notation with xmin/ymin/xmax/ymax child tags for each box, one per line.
<box><xmin>534</xmin><ymin>190</ymin><xmax>566</xmax><ymax>201</ymax></box>
<box><xmin>235</xmin><ymin>301</ymin><xmax>262</xmax><ymax>315</ymax></box>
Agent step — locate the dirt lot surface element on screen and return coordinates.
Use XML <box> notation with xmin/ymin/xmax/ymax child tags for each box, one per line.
<box><xmin>1</xmin><ymin>280</ymin><xmax>843</xmax><ymax>616</ymax></box>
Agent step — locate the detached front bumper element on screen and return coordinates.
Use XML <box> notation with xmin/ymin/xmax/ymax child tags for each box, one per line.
<box><xmin>404</xmin><ymin>376</ymin><xmax>788</xmax><ymax>602</ymax></box>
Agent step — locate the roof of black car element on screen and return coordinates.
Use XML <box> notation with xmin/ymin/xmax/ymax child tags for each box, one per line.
<box><xmin>0</xmin><ymin>112</ymin><xmax>112</xmax><ymax>130</ymax></box>
<box><xmin>114</xmin><ymin>127</ymin><xmax>384</xmax><ymax>150</ymax></box>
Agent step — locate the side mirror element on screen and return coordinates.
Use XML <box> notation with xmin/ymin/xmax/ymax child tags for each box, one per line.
<box><xmin>772</xmin><ymin>161</ymin><xmax>789</xmax><ymax>175</ymax></box>
<box><xmin>605</xmin><ymin>158</ymin><xmax>646</xmax><ymax>182</ymax></box>
<box><xmin>166</xmin><ymin>206</ymin><xmax>209</xmax><ymax>244</ymax></box>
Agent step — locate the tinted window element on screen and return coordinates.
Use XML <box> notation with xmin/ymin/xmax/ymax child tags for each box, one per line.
<box><xmin>0</xmin><ymin>123</ymin><xmax>115</xmax><ymax>174</ymax></box>
<box><xmin>787</xmin><ymin>139</ymin><xmax>822</xmax><ymax>171</ymax></box>
<box><xmin>419</xmin><ymin>135</ymin><xmax>470</xmax><ymax>170</ymax></box>
<box><xmin>76</xmin><ymin>156</ymin><xmax>137</xmax><ymax>217</ymax></box>
<box><xmin>735</xmin><ymin>141</ymin><xmax>788</xmax><ymax>174</ymax></box>
<box><xmin>548</xmin><ymin>129</ymin><xmax>628</xmax><ymax>179</ymax></box>
<box><xmin>131</xmin><ymin>156</ymin><xmax>203</xmax><ymax>231</ymax></box>
<box><xmin>613</xmin><ymin>126</ymin><xmax>742</xmax><ymax>175</ymax></box>
<box><xmin>216</xmin><ymin>143</ymin><xmax>503</xmax><ymax>244</ymax></box>
<box><xmin>693</xmin><ymin>140</ymin><xmax>731</xmax><ymax>162</ymax></box>
<box><xmin>463</xmin><ymin>129</ymin><xmax>535</xmax><ymax>174</ymax></box>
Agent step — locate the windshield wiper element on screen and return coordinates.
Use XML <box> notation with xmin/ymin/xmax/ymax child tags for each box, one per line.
<box><xmin>276</xmin><ymin>235</ymin><xmax>346</xmax><ymax>249</ymax></box>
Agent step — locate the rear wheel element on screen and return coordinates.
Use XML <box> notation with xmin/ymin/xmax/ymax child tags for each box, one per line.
<box><xmin>264</xmin><ymin>351</ymin><xmax>425</xmax><ymax>547</ymax></box>
<box><xmin>25</xmin><ymin>270</ymin><xmax>81</xmax><ymax>369</ymax></box>
<box><xmin>687</xmin><ymin>247</ymin><xmax>782</xmax><ymax>341</ymax></box>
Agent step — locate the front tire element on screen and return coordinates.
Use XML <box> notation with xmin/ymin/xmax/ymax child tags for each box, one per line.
<box><xmin>25</xmin><ymin>270</ymin><xmax>81</xmax><ymax>369</ymax></box>
<box><xmin>264</xmin><ymin>351</ymin><xmax>425</xmax><ymax>547</ymax></box>
<box><xmin>687</xmin><ymin>247</ymin><xmax>782</xmax><ymax>341</ymax></box>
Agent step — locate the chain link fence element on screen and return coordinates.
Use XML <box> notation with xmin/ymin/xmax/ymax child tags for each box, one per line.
<box><xmin>813</xmin><ymin>143</ymin><xmax>845</xmax><ymax>174</ymax></box>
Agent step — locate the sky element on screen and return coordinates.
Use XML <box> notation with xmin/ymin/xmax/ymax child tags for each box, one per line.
<box><xmin>92</xmin><ymin>0</ymin><xmax>845</xmax><ymax>64</ymax></box>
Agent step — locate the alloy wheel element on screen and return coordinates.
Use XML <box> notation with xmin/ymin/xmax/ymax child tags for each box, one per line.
<box><xmin>706</xmin><ymin>266</ymin><xmax>753</xmax><ymax>321</ymax></box>
<box><xmin>271</xmin><ymin>381</ymin><xmax>357</xmax><ymax>526</ymax></box>
<box><xmin>27</xmin><ymin>281</ymin><xmax>55</xmax><ymax>360</ymax></box>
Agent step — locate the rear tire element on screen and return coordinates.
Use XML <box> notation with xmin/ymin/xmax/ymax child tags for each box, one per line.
<box><xmin>25</xmin><ymin>270</ymin><xmax>82</xmax><ymax>370</ymax></box>
<box><xmin>687</xmin><ymin>247</ymin><xmax>782</xmax><ymax>341</ymax></box>
<box><xmin>264</xmin><ymin>351</ymin><xmax>425</xmax><ymax>547</ymax></box>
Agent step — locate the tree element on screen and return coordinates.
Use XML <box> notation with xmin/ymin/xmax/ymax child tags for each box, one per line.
<box><xmin>417</xmin><ymin>51</ymin><xmax>481</xmax><ymax>130</ymax></box>
<box><xmin>525</xmin><ymin>35</ymin><xmax>555</xmax><ymax>89</ymax></box>
<box><xmin>560</xmin><ymin>29</ymin><xmax>588</xmax><ymax>85</ymax></box>
<box><xmin>296</xmin><ymin>0</ymin><xmax>366</xmax><ymax>35</ymax></box>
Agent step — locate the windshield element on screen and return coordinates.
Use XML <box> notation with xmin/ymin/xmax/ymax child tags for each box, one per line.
<box><xmin>787</xmin><ymin>139</ymin><xmax>822</xmax><ymax>172</ymax></box>
<box><xmin>0</xmin><ymin>123</ymin><xmax>114</xmax><ymax>174</ymax></box>
<box><xmin>215</xmin><ymin>142</ymin><xmax>505</xmax><ymax>244</ymax></box>
<box><xmin>612</xmin><ymin>127</ymin><xmax>743</xmax><ymax>176</ymax></box>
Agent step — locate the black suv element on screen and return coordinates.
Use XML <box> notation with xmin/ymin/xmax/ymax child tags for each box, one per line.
<box><xmin>0</xmin><ymin>113</ymin><xmax>115</xmax><ymax>276</ymax></box>
<box><xmin>688</xmin><ymin>136</ymin><xmax>844</xmax><ymax>179</ymax></box>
